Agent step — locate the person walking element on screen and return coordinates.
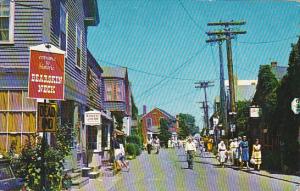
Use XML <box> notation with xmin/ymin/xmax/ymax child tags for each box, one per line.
<box><xmin>199</xmin><ymin>138</ymin><xmax>205</xmax><ymax>157</ymax></box>
<box><xmin>218</xmin><ymin>140</ymin><xmax>227</xmax><ymax>168</ymax></box>
<box><xmin>231</xmin><ymin>138</ymin><xmax>240</xmax><ymax>166</ymax></box>
<box><xmin>147</xmin><ymin>138</ymin><xmax>152</xmax><ymax>154</ymax></box>
<box><xmin>155</xmin><ymin>137</ymin><xmax>160</xmax><ymax>154</ymax></box>
<box><xmin>251</xmin><ymin>139</ymin><xmax>262</xmax><ymax>171</ymax></box>
<box><xmin>239</xmin><ymin>136</ymin><xmax>250</xmax><ymax>169</ymax></box>
<box><xmin>207</xmin><ymin>137</ymin><xmax>213</xmax><ymax>152</ymax></box>
<box><xmin>185</xmin><ymin>137</ymin><xmax>197</xmax><ymax>170</ymax></box>
<box><xmin>237</xmin><ymin>136</ymin><xmax>242</xmax><ymax>166</ymax></box>
<box><xmin>228</xmin><ymin>139</ymin><xmax>234</xmax><ymax>165</ymax></box>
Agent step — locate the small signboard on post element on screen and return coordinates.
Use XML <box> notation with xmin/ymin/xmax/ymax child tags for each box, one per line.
<box><xmin>291</xmin><ymin>98</ymin><xmax>300</xmax><ymax>114</ymax></box>
<box><xmin>37</xmin><ymin>102</ymin><xmax>57</xmax><ymax>132</ymax></box>
<box><xmin>84</xmin><ymin>110</ymin><xmax>101</xmax><ymax>126</ymax></box>
<box><xmin>250</xmin><ymin>107</ymin><xmax>261</xmax><ymax>118</ymax></box>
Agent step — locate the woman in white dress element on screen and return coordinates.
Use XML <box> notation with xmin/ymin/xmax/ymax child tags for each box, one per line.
<box><xmin>218</xmin><ymin>141</ymin><xmax>227</xmax><ymax>168</ymax></box>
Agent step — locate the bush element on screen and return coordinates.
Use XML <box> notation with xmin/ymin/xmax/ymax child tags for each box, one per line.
<box><xmin>262</xmin><ymin>150</ymin><xmax>281</xmax><ymax>171</ymax></box>
<box><xmin>126</xmin><ymin>135</ymin><xmax>142</xmax><ymax>147</ymax></box>
<box><xmin>134</xmin><ymin>144</ymin><xmax>141</xmax><ymax>156</ymax></box>
<box><xmin>125</xmin><ymin>143</ymin><xmax>136</xmax><ymax>156</ymax></box>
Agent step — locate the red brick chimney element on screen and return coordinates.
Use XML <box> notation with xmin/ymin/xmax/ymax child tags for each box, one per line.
<box><xmin>271</xmin><ymin>61</ymin><xmax>277</xmax><ymax>68</ymax></box>
<box><xmin>143</xmin><ymin>105</ymin><xmax>147</xmax><ymax>115</ymax></box>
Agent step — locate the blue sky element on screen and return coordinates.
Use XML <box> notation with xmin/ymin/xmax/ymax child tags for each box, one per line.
<box><xmin>88</xmin><ymin>0</ymin><xmax>300</xmax><ymax>127</ymax></box>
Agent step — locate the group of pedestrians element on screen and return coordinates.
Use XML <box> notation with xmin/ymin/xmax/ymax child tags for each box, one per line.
<box><xmin>217</xmin><ymin>136</ymin><xmax>262</xmax><ymax>171</ymax></box>
<box><xmin>146</xmin><ymin>137</ymin><xmax>160</xmax><ymax>154</ymax></box>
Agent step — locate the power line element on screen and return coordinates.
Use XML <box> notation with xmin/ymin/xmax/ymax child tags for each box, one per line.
<box><xmin>177</xmin><ymin>0</ymin><xmax>205</xmax><ymax>32</ymax></box>
<box><xmin>156</xmin><ymin>89</ymin><xmax>198</xmax><ymax>107</ymax></box>
<box><xmin>238</xmin><ymin>35</ymin><xmax>298</xmax><ymax>45</ymax></box>
<box><xmin>136</xmin><ymin>44</ymin><xmax>209</xmax><ymax>101</ymax></box>
<box><xmin>97</xmin><ymin>59</ymin><xmax>200</xmax><ymax>81</ymax></box>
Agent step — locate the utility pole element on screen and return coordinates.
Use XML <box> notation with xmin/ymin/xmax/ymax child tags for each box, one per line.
<box><xmin>206</xmin><ymin>20</ymin><xmax>246</xmax><ymax>113</ymax></box>
<box><xmin>197</xmin><ymin>101</ymin><xmax>207</xmax><ymax>135</ymax></box>
<box><xmin>206</xmin><ymin>37</ymin><xmax>228</xmax><ymax>134</ymax></box>
<box><xmin>195</xmin><ymin>81</ymin><xmax>214</xmax><ymax>134</ymax></box>
<box><xmin>206</xmin><ymin>20</ymin><xmax>246</xmax><ymax>137</ymax></box>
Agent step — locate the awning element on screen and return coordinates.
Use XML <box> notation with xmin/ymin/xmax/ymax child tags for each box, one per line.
<box><xmin>101</xmin><ymin>111</ymin><xmax>112</xmax><ymax>121</ymax></box>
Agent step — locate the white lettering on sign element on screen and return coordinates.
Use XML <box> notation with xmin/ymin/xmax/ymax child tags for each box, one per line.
<box><xmin>31</xmin><ymin>74</ymin><xmax>63</xmax><ymax>84</ymax></box>
<box><xmin>85</xmin><ymin>112</ymin><xmax>101</xmax><ymax>126</ymax></box>
<box><xmin>38</xmin><ymin>85</ymin><xmax>56</xmax><ymax>94</ymax></box>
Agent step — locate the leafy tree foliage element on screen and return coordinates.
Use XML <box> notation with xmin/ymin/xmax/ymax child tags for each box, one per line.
<box><xmin>272</xmin><ymin>38</ymin><xmax>300</xmax><ymax>172</ymax></box>
<box><xmin>236</xmin><ymin>101</ymin><xmax>251</xmax><ymax>136</ymax></box>
<box><xmin>177</xmin><ymin>113</ymin><xmax>197</xmax><ymax>139</ymax></box>
<box><xmin>131</xmin><ymin>95</ymin><xmax>138</xmax><ymax>120</ymax></box>
<box><xmin>158</xmin><ymin>118</ymin><xmax>172</xmax><ymax>147</ymax></box>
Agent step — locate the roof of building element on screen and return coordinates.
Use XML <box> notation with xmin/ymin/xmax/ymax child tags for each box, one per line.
<box><xmin>102</xmin><ymin>67</ymin><xmax>127</xmax><ymax>79</ymax></box>
<box><xmin>236</xmin><ymin>84</ymin><xmax>257</xmax><ymax>101</ymax></box>
<box><xmin>271</xmin><ymin>66</ymin><xmax>287</xmax><ymax>81</ymax></box>
<box><xmin>87</xmin><ymin>50</ymin><xmax>103</xmax><ymax>76</ymax></box>
<box><xmin>216</xmin><ymin>80</ymin><xmax>257</xmax><ymax>102</ymax></box>
<box><xmin>142</xmin><ymin>107</ymin><xmax>176</xmax><ymax>121</ymax></box>
<box><xmin>157</xmin><ymin>108</ymin><xmax>176</xmax><ymax>121</ymax></box>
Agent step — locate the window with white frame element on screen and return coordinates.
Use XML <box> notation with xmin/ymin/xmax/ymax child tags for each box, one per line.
<box><xmin>75</xmin><ymin>25</ymin><xmax>82</xmax><ymax>68</ymax></box>
<box><xmin>59</xmin><ymin>3</ymin><xmax>67</xmax><ymax>56</ymax></box>
<box><xmin>0</xmin><ymin>0</ymin><xmax>14</xmax><ymax>43</ymax></box>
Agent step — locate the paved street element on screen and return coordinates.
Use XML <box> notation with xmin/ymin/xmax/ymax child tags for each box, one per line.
<box><xmin>77</xmin><ymin>148</ymin><xmax>300</xmax><ymax>191</ymax></box>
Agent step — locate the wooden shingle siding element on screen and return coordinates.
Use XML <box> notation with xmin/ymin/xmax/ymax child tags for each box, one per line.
<box><xmin>59</xmin><ymin>0</ymin><xmax>87</xmax><ymax>104</ymax></box>
<box><xmin>87</xmin><ymin>68</ymin><xmax>101</xmax><ymax>109</ymax></box>
<box><xmin>0</xmin><ymin>0</ymin><xmax>90</xmax><ymax>105</ymax></box>
<box><xmin>0</xmin><ymin>0</ymin><xmax>44</xmax><ymax>68</ymax></box>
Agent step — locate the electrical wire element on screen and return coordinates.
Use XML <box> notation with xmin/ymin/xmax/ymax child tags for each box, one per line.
<box><xmin>238</xmin><ymin>35</ymin><xmax>298</xmax><ymax>45</ymax></box>
<box><xmin>177</xmin><ymin>0</ymin><xmax>206</xmax><ymax>32</ymax></box>
<box><xmin>96</xmin><ymin>59</ymin><xmax>200</xmax><ymax>81</ymax></box>
<box><xmin>135</xmin><ymin>44</ymin><xmax>209</xmax><ymax>101</ymax></box>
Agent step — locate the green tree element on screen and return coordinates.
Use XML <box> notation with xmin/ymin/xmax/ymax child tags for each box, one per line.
<box><xmin>272</xmin><ymin>38</ymin><xmax>300</xmax><ymax>173</ymax></box>
<box><xmin>253</xmin><ymin>65</ymin><xmax>279</xmax><ymax>128</ymax></box>
<box><xmin>131</xmin><ymin>95</ymin><xmax>138</xmax><ymax>120</ymax></box>
<box><xmin>178</xmin><ymin>113</ymin><xmax>197</xmax><ymax>139</ymax></box>
<box><xmin>158</xmin><ymin>118</ymin><xmax>172</xmax><ymax>147</ymax></box>
<box><xmin>236</xmin><ymin>101</ymin><xmax>251</xmax><ymax>136</ymax></box>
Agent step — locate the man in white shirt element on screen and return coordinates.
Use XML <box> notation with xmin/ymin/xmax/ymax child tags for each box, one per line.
<box><xmin>185</xmin><ymin>137</ymin><xmax>197</xmax><ymax>169</ymax></box>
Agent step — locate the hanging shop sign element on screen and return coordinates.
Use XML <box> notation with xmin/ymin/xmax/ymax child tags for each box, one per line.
<box><xmin>250</xmin><ymin>106</ymin><xmax>261</xmax><ymax>118</ymax></box>
<box><xmin>28</xmin><ymin>44</ymin><xmax>65</xmax><ymax>100</ymax></box>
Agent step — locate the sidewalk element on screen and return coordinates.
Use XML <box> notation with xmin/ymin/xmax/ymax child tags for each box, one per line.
<box><xmin>206</xmin><ymin>152</ymin><xmax>300</xmax><ymax>186</ymax></box>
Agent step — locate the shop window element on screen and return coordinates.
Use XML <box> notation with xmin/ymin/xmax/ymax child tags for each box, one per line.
<box><xmin>0</xmin><ymin>135</ymin><xmax>6</xmax><ymax>154</ymax></box>
<box><xmin>7</xmin><ymin>113</ymin><xmax>21</xmax><ymax>132</ymax></box>
<box><xmin>0</xmin><ymin>113</ymin><xmax>6</xmax><ymax>132</ymax></box>
<box><xmin>23</xmin><ymin>112</ymin><xmax>36</xmax><ymax>132</ymax></box>
<box><xmin>87</xmin><ymin>126</ymin><xmax>97</xmax><ymax>150</ymax></box>
<box><xmin>101</xmin><ymin>125</ymin><xmax>108</xmax><ymax>148</ymax></box>
<box><xmin>8</xmin><ymin>135</ymin><xmax>21</xmax><ymax>153</ymax></box>
<box><xmin>0</xmin><ymin>91</ymin><xmax>8</xmax><ymax>110</ymax></box>
<box><xmin>23</xmin><ymin>91</ymin><xmax>36</xmax><ymax>111</ymax></box>
<box><xmin>8</xmin><ymin>91</ymin><xmax>22</xmax><ymax>110</ymax></box>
